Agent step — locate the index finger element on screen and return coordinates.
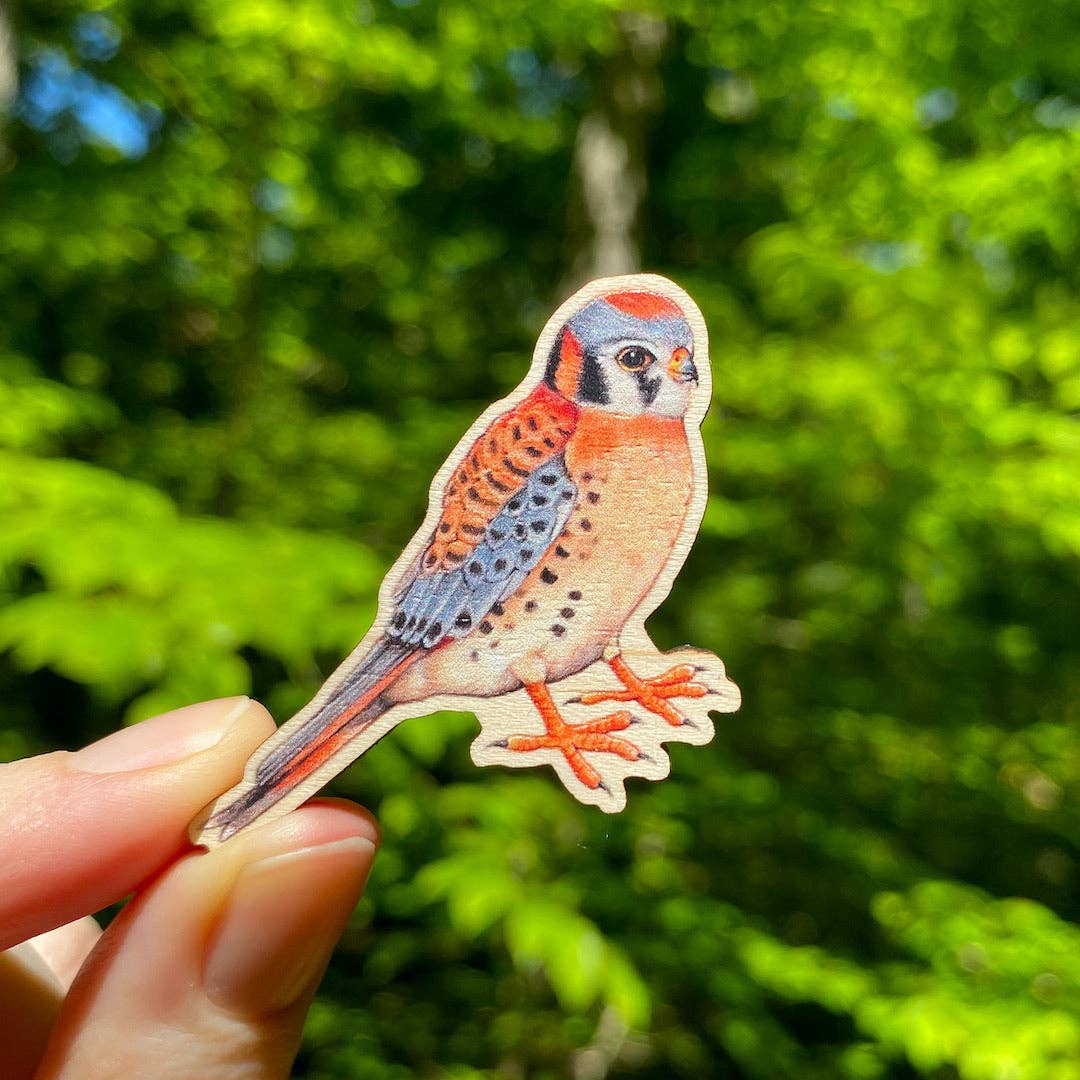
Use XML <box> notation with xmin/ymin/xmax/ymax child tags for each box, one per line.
<box><xmin>0</xmin><ymin>698</ymin><xmax>275</xmax><ymax>950</ymax></box>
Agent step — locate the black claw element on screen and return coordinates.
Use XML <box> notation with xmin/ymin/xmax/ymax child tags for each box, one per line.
<box><xmin>597</xmin><ymin>779</ymin><xmax>611</xmax><ymax>794</ymax></box>
<box><xmin>565</xmin><ymin>695</ymin><xmax>582</xmax><ymax>704</ymax></box>
<box><xmin>492</xmin><ymin>738</ymin><xmax>509</xmax><ymax>749</ymax></box>
<box><xmin>638</xmin><ymin>751</ymin><xmax>653</xmax><ymax>763</ymax></box>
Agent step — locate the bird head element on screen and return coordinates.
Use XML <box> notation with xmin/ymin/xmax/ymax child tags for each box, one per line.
<box><xmin>544</xmin><ymin>290</ymin><xmax>698</xmax><ymax>418</ymax></box>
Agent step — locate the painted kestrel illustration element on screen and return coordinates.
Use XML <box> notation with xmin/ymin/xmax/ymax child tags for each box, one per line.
<box><xmin>192</xmin><ymin>274</ymin><xmax>740</xmax><ymax>846</ymax></box>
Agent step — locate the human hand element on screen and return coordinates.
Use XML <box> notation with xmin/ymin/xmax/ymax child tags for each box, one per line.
<box><xmin>0</xmin><ymin>697</ymin><xmax>379</xmax><ymax>1079</ymax></box>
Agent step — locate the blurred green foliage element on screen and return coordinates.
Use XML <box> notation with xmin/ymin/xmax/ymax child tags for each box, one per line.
<box><xmin>4</xmin><ymin>0</ymin><xmax>1080</xmax><ymax>1075</ymax></box>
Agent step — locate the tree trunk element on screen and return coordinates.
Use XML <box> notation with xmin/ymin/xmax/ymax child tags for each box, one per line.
<box><xmin>0</xmin><ymin>4</ymin><xmax>16</xmax><ymax>118</ymax></box>
<box><xmin>562</xmin><ymin>12</ymin><xmax>668</xmax><ymax>291</ymax></box>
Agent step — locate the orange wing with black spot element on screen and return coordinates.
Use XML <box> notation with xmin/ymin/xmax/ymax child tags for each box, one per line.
<box><xmin>388</xmin><ymin>384</ymin><xmax>580</xmax><ymax>648</ymax></box>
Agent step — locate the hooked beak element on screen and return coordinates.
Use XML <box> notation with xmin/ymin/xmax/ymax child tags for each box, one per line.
<box><xmin>668</xmin><ymin>347</ymin><xmax>698</xmax><ymax>384</ymax></box>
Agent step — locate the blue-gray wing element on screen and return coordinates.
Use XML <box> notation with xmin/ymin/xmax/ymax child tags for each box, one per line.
<box><xmin>388</xmin><ymin>454</ymin><xmax>577</xmax><ymax>648</ymax></box>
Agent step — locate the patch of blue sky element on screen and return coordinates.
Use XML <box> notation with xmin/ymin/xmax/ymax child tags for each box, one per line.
<box><xmin>72</xmin><ymin>13</ymin><xmax>121</xmax><ymax>63</ymax></box>
<box><xmin>17</xmin><ymin>47</ymin><xmax>160</xmax><ymax>159</ymax></box>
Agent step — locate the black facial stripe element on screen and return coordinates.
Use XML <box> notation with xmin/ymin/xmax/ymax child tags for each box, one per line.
<box><xmin>578</xmin><ymin>351</ymin><xmax>610</xmax><ymax>405</ymax></box>
<box><xmin>543</xmin><ymin>330</ymin><xmax>563</xmax><ymax>390</ymax></box>
<box><xmin>637</xmin><ymin>372</ymin><xmax>663</xmax><ymax>406</ymax></box>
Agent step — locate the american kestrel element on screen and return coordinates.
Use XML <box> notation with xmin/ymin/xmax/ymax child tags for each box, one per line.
<box><xmin>193</xmin><ymin>274</ymin><xmax>740</xmax><ymax>846</ymax></box>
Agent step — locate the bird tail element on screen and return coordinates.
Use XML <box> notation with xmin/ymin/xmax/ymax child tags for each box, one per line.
<box><xmin>192</xmin><ymin>638</ymin><xmax>419</xmax><ymax>846</ymax></box>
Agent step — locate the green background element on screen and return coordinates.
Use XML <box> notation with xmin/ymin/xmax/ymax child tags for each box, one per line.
<box><xmin>4</xmin><ymin>1</ymin><xmax>1080</xmax><ymax>1076</ymax></box>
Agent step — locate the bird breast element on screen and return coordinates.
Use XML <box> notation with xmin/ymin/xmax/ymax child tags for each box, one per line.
<box><xmin>388</xmin><ymin>408</ymin><xmax>694</xmax><ymax>702</ymax></box>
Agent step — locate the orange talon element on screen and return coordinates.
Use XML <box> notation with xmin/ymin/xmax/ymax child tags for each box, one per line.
<box><xmin>503</xmin><ymin>684</ymin><xmax>642</xmax><ymax>789</ymax></box>
<box><xmin>650</xmin><ymin>663</ymin><xmax>699</xmax><ymax>687</ymax></box>
<box><xmin>578</xmin><ymin>653</ymin><xmax>709</xmax><ymax>727</ymax></box>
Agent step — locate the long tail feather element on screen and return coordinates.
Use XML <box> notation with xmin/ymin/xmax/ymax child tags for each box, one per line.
<box><xmin>194</xmin><ymin>638</ymin><xmax>419</xmax><ymax>844</ymax></box>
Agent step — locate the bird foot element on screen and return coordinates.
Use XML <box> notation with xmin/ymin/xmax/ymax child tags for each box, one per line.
<box><xmin>504</xmin><ymin>684</ymin><xmax>644</xmax><ymax>790</ymax></box>
<box><xmin>575</xmin><ymin>654</ymin><xmax>708</xmax><ymax>727</ymax></box>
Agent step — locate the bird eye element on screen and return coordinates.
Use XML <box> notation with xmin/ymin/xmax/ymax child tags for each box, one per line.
<box><xmin>616</xmin><ymin>345</ymin><xmax>656</xmax><ymax>372</ymax></box>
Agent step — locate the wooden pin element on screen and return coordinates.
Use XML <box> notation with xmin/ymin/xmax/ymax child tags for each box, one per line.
<box><xmin>191</xmin><ymin>274</ymin><xmax>740</xmax><ymax>847</ymax></box>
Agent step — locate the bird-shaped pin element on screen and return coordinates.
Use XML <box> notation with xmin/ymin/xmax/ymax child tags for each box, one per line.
<box><xmin>192</xmin><ymin>274</ymin><xmax>740</xmax><ymax>846</ymax></box>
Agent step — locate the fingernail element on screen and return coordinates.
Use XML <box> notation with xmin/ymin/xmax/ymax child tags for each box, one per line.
<box><xmin>203</xmin><ymin>836</ymin><xmax>375</xmax><ymax>1015</ymax></box>
<box><xmin>71</xmin><ymin>697</ymin><xmax>254</xmax><ymax>774</ymax></box>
